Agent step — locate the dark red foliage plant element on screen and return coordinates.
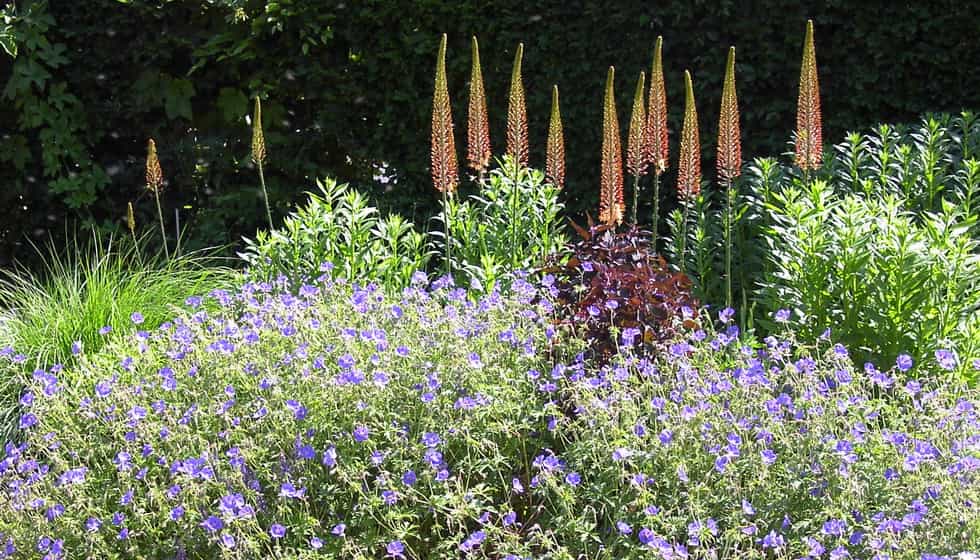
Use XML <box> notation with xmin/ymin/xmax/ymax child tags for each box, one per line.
<box><xmin>542</xmin><ymin>221</ymin><xmax>698</xmax><ymax>363</ymax></box>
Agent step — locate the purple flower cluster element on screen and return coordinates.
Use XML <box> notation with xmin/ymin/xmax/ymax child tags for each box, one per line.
<box><xmin>0</xmin><ymin>268</ymin><xmax>976</xmax><ymax>558</ymax></box>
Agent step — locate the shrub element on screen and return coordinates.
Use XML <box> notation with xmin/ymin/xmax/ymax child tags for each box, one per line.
<box><xmin>239</xmin><ymin>178</ymin><xmax>430</xmax><ymax>292</ymax></box>
<box><xmin>676</xmin><ymin>113</ymin><xmax>980</xmax><ymax>382</ymax></box>
<box><xmin>0</xmin><ymin>233</ymin><xmax>233</xmax><ymax>443</ymax></box>
<box><xmin>434</xmin><ymin>157</ymin><xmax>566</xmax><ymax>291</ymax></box>
<box><xmin>545</xmin><ymin>224</ymin><xmax>696</xmax><ymax>363</ymax></box>
<box><xmin>1</xmin><ymin>274</ymin><xmax>978</xmax><ymax>558</ymax></box>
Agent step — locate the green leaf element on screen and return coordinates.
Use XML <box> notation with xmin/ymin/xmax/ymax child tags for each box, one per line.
<box><xmin>163</xmin><ymin>78</ymin><xmax>195</xmax><ymax>120</ymax></box>
<box><xmin>216</xmin><ymin>87</ymin><xmax>248</xmax><ymax>122</ymax></box>
<box><xmin>0</xmin><ymin>31</ymin><xmax>16</xmax><ymax>58</ymax></box>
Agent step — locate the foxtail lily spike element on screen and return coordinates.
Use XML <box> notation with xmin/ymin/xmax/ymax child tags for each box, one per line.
<box><xmin>717</xmin><ymin>47</ymin><xmax>741</xmax><ymax>308</ymax></box>
<box><xmin>431</xmin><ymin>33</ymin><xmax>458</xmax><ymax>195</ymax></box>
<box><xmin>795</xmin><ymin>20</ymin><xmax>822</xmax><ymax>171</ymax></box>
<box><xmin>252</xmin><ymin>96</ymin><xmax>274</xmax><ymax>228</ymax></box>
<box><xmin>145</xmin><ymin>138</ymin><xmax>169</xmax><ymax>259</ymax></box>
<box><xmin>627</xmin><ymin>71</ymin><xmax>648</xmax><ymax>178</ymax></box>
<box><xmin>677</xmin><ymin>71</ymin><xmax>701</xmax><ymax>201</ymax></box>
<box><xmin>627</xmin><ymin>71</ymin><xmax>647</xmax><ymax>225</ymax></box>
<box><xmin>506</xmin><ymin>43</ymin><xmax>528</xmax><ymax>168</ymax></box>
<box><xmin>546</xmin><ymin>85</ymin><xmax>566</xmax><ymax>190</ymax></box>
<box><xmin>717</xmin><ymin>47</ymin><xmax>741</xmax><ymax>180</ymax></box>
<box><xmin>645</xmin><ymin>36</ymin><xmax>668</xmax><ymax>175</ymax></box>
<box><xmin>599</xmin><ymin>66</ymin><xmax>625</xmax><ymax>227</ymax></box>
<box><xmin>466</xmin><ymin>36</ymin><xmax>491</xmax><ymax>178</ymax></box>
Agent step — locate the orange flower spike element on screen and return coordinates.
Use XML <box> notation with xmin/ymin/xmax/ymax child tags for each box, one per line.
<box><xmin>645</xmin><ymin>36</ymin><xmax>669</xmax><ymax>175</ymax></box>
<box><xmin>795</xmin><ymin>20</ymin><xmax>823</xmax><ymax>171</ymax></box>
<box><xmin>546</xmin><ymin>85</ymin><xmax>566</xmax><ymax>190</ymax></box>
<box><xmin>506</xmin><ymin>43</ymin><xmax>529</xmax><ymax>168</ymax></box>
<box><xmin>627</xmin><ymin>71</ymin><xmax>648</xmax><ymax>178</ymax></box>
<box><xmin>599</xmin><ymin>66</ymin><xmax>625</xmax><ymax>226</ymax></box>
<box><xmin>677</xmin><ymin>70</ymin><xmax>701</xmax><ymax>201</ymax></box>
<box><xmin>717</xmin><ymin>47</ymin><xmax>742</xmax><ymax>180</ymax></box>
<box><xmin>466</xmin><ymin>36</ymin><xmax>491</xmax><ymax>174</ymax></box>
<box><xmin>145</xmin><ymin>138</ymin><xmax>164</xmax><ymax>193</ymax></box>
<box><xmin>431</xmin><ymin>33</ymin><xmax>458</xmax><ymax>194</ymax></box>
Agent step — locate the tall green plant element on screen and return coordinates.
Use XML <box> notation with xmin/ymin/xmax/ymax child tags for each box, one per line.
<box><xmin>239</xmin><ymin>178</ymin><xmax>430</xmax><ymax>291</ymax></box>
<box><xmin>434</xmin><ymin>157</ymin><xmax>566</xmax><ymax>291</ymax></box>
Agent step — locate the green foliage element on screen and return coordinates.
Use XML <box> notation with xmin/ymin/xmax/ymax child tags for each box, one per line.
<box><xmin>4</xmin><ymin>0</ymin><xmax>980</xmax><ymax>269</ymax></box>
<box><xmin>0</xmin><ymin>231</ymin><xmax>234</xmax><ymax>443</ymax></box>
<box><xmin>433</xmin><ymin>158</ymin><xmax>566</xmax><ymax>290</ymax></box>
<box><xmin>676</xmin><ymin>113</ymin><xmax>980</xmax><ymax>381</ymax></box>
<box><xmin>757</xmin><ymin>181</ymin><xmax>980</xmax><ymax>382</ymax></box>
<box><xmin>239</xmin><ymin>178</ymin><xmax>430</xmax><ymax>291</ymax></box>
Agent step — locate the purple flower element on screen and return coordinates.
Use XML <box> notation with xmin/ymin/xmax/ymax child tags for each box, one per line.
<box><xmin>170</xmin><ymin>506</ymin><xmax>184</xmax><ymax>521</ymax></box>
<box><xmin>386</xmin><ymin>540</ymin><xmax>405</xmax><ymax>558</ymax></box>
<box><xmin>616</xmin><ymin>520</ymin><xmax>633</xmax><ymax>535</ymax></box>
<box><xmin>353</xmin><ymin>425</ymin><xmax>369</xmax><ymax>442</ymax></box>
<box><xmin>201</xmin><ymin>515</ymin><xmax>223</xmax><ymax>533</ymax></box>
<box><xmin>935</xmin><ymin>349</ymin><xmax>957</xmax><ymax>371</ymax></box>
<box><xmin>774</xmin><ymin>309</ymin><xmax>791</xmax><ymax>323</ymax></box>
<box><xmin>402</xmin><ymin>470</ymin><xmax>417</xmax><ymax>486</ymax></box>
<box><xmin>503</xmin><ymin>511</ymin><xmax>517</xmax><ymax>526</ymax></box>
<box><xmin>220</xmin><ymin>534</ymin><xmax>235</xmax><ymax>549</ymax></box>
<box><xmin>130</xmin><ymin>312</ymin><xmax>144</xmax><ymax>325</ymax></box>
<box><xmin>565</xmin><ymin>472</ymin><xmax>581</xmax><ymax>486</ymax></box>
<box><xmin>331</xmin><ymin>523</ymin><xmax>346</xmax><ymax>536</ymax></box>
<box><xmin>421</xmin><ymin>431</ymin><xmax>441</xmax><ymax>448</ymax></box>
<box><xmin>85</xmin><ymin>517</ymin><xmax>102</xmax><ymax>532</ymax></box>
<box><xmin>895</xmin><ymin>354</ymin><xmax>913</xmax><ymax>372</ymax></box>
<box><xmin>760</xmin><ymin>530</ymin><xmax>785</xmax><ymax>549</ymax></box>
<box><xmin>269</xmin><ymin>524</ymin><xmax>286</xmax><ymax>538</ymax></box>
<box><xmin>280</xmin><ymin>483</ymin><xmax>306</xmax><ymax>499</ymax></box>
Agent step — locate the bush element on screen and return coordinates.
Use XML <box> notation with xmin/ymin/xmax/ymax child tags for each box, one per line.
<box><xmin>435</xmin><ymin>158</ymin><xmax>566</xmax><ymax>291</ymax></box>
<box><xmin>545</xmin><ymin>224</ymin><xmax>696</xmax><ymax>362</ymax></box>
<box><xmin>3</xmin><ymin>271</ymin><xmax>975</xmax><ymax>558</ymax></box>
<box><xmin>675</xmin><ymin>113</ymin><xmax>980</xmax><ymax>382</ymax></box>
<box><xmin>239</xmin><ymin>178</ymin><xmax>430</xmax><ymax>292</ymax></box>
<box><xmin>0</xmin><ymin>233</ymin><xmax>233</xmax><ymax>444</ymax></box>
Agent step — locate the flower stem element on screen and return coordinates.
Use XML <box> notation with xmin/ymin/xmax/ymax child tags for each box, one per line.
<box><xmin>651</xmin><ymin>172</ymin><xmax>661</xmax><ymax>252</ymax></box>
<box><xmin>258</xmin><ymin>161</ymin><xmax>274</xmax><ymax>229</ymax></box>
<box><xmin>154</xmin><ymin>190</ymin><xmax>169</xmax><ymax>260</ymax></box>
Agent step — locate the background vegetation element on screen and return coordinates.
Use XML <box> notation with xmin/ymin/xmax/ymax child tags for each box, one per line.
<box><xmin>2</xmin><ymin>0</ymin><xmax>979</xmax><ymax>268</ymax></box>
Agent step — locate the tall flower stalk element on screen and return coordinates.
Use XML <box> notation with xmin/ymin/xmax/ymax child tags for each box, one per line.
<box><xmin>599</xmin><ymin>66</ymin><xmax>624</xmax><ymax>227</ymax></box>
<box><xmin>645</xmin><ymin>36</ymin><xmax>668</xmax><ymax>247</ymax></box>
<box><xmin>676</xmin><ymin>70</ymin><xmax>700</xmax><ymax>274</ymax></box>
<box><xmin>627</xmin><ymin>71</ymin><xmax>648</xmax><ymax>225</ymax></box>
<box><xmin>145</xmin><ymin>138</ymin><xmax>168</xmax><ymax>260</ymax></box>
<box><xmin>251</xmin><ymin>96</ymin><xmax>273</xmax><ymax>229</ymax></box>
<box><xmin>546</xmin><ymin>85</ymin><xmax>565</xmax><ymax>191</ymax></box>
<box><xmin>466</xmin><ymin>36</ymin><xmax>491</xmax><ymax>184</ymax></box>
<box><xmin>717</xmin><ymin>46</ymin><xmax>742</xmax><ymax>308</ymax></box>
<box><xmin>795</xmin><ymin>19</ymin><xmax>822</xmax><ymax>181</ymax></box>
<box><xmin>506</xmin><ymin>43</ymin><xmax>528</xmax><ymax>168</ymax></box>
<box><xmin>431</xmin><ymin>33</ymin><xmax>458</xmax><ymax>277</ymax></box>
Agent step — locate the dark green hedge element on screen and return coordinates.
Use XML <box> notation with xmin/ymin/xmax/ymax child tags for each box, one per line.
<box><xmin>2</xmin><ymin>0</ymin><xmax>977</xmax><ymax>267</ymax></box>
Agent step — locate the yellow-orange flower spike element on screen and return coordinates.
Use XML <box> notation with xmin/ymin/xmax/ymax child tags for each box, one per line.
<box><xmin>717</xmin><ymin>47</ymin><xmax>741</xmax><ymax>181</ymax></box>
<box><xmin>251</xmin><ymin>97</ymin><xmax>267</xmax><ymax>165</ymax></box>
<box><xmin>599</xmin><ymin>66</ymin><xmax>625</xmax><ymax>226</ymax></box>
<box><xmin>506</xmin><ymin>43</ymin><xmax>529</xmax><ymax>168</ymax></box>
<box><xmin>431</xmin><ymin>34</ymin><xmax>458</xmax><ymax>194</ymax></box>
<box><xmin>677</xmin><ymin>71</ymin><xmax>701</xmax><ymax>201</ymax></box>
<box><xmin>466</xmin><ymin>36</ymin><xmax>491</xmax><ymax>173</ymax></box>
<box><xmin>645</xmin><ymin>36</ymin><xmax>668</xmax><ymax>175</ymax></box>
<box><xmin>145</xmin><ymin>138</ymin><xmax>164</xmax><ymax>193</ymax></box>
<box><xmin>546</xmin><ymin>85</ymin><xmax>566</xmax><ymax>190</ymax></box>
<box><xmin>126</xmin><ymin>201</ymin><xmax>136</xmax><ymax>234</ymax></box>
<box><xmin>627</xmin><ymin>71</ymin><xmax>648</xmax><ymax>178</ymax></box>
<box><xmin>795</xmin><ymin>20</ymin><xmax>822</xmax><ymax>171</ymax></box>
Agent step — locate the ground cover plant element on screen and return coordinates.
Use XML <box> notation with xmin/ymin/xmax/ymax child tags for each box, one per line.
<box><xmin>0</xmin><ymin>271</ymin><xmax>978</xmax><ymax>558</ymax></box>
